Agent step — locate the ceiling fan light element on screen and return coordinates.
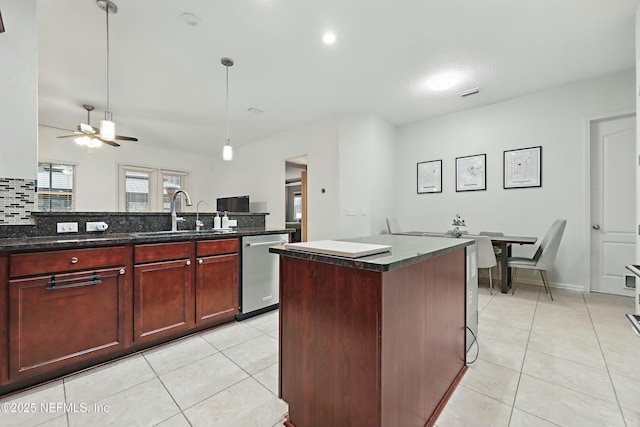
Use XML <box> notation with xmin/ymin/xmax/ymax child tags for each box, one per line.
<box><xmin>100</xmin><ymin>119</ymin><xmax>115</xmax><ymax>141</ymax></box>
<box><xmin>86</xmin><ymin>137</ymin><xmax>103</xmax><ymax>148</ymax></box>
<box><xmin>222</xmin><ymin>143</ymin><xmax>233</xmax><ymax>161</ymax></box>
<box><xmin>75</xmin><ymin>136</ymin><xmax>90</xmax><ymax>146</ymax></box>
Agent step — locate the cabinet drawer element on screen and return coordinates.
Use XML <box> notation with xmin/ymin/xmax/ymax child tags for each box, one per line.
<box><xmin>10</xmin><ymin>247</ymin><xmax>126</xmax><ymax>278</ymax></box>
<box><xmin>135</xmin><ymin>241</ymin><xmax>192</xmax><ymax>264</ymax></box>
<box><xmin>197</xmin><ymin>238</ymin><xmax>238</xmax><ymax>257</ymax></box>
<box><xmin>8</xmin><ymin>267</ymin><xmax>127</xmax><ymax>380</ymax></box>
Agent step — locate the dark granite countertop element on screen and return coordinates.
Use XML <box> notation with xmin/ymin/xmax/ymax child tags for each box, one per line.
<box><xmin>0</xmin><ymin>228</ymin><xmax>292</xmax><ymax>252</ymax></box>
<box><xmin>269</xmin><ymin>234</ymin><xmax>473</xmax><ymax>272</ymax></box>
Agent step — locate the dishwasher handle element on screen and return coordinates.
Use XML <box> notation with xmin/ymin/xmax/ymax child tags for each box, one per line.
<box><xmin>245</xmin><ymin>240</ymin><xmax>288</xmax><ymax>248</ymax></box>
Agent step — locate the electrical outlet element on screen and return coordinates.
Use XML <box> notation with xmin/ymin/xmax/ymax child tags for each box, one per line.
<box><xmin>57</xmin><ymin>222</ymin><xmax>78</xmax><ymax>233</ymax></box>
<box><xmin>86</xmin><ymin>221</ymin><xmax>109</xmax><ymax>232</ymax></box>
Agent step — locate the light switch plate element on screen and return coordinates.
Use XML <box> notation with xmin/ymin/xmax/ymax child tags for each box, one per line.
<box><xmin>57</xmin><ymin>222</ymin><xmax>78</xmax><ymax>233</ymax></box>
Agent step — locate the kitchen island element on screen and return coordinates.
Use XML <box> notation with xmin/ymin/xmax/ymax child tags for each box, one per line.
<box><xmin>270</xmin><ymin>234</ymin><xmax>473</xmax><ymax>427</ymax></box>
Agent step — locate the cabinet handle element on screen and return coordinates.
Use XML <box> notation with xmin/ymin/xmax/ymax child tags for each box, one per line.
<box><xmin>186</xmin><ymin>260</ymin><xmax>191</xmax><ymax>266</ymax></box>
<box><xmin>70</xmin><ymin>257</ymin><xmax>79</xmax><ymax>264</ymax></box>
<box><xmin>47</xmin><ymin>272</ymin><xmax>102</xmax><ymax>290</ymax></box>
<box><xmin>198</xmin><ymin>259</ymin><xmax>203</xmax><ymax>265</ymax></box>
<box><xmin>119</xmin><ymin>268</ymin><xmax>125</xmax><ymax>275</ymax></box>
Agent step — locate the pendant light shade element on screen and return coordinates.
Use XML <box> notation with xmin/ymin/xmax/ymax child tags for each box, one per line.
<box><xmin>98</xmin><ymin>0</ymin><xmax>117</xmax><ymax>141</ymax></box>
<box><xmin>221</xmin><ymin>57</ymin><xmax>234</xmax><ymax>161</ymax></box>
<box><xmin>223</xmin><ymin>143</ymin><xmax>233</xmax><ymax>161</ymax></box>
<box><xmin>100</xmin><ymin>114</ymin><xmax>115</xmax><ymax>142</ymax></box>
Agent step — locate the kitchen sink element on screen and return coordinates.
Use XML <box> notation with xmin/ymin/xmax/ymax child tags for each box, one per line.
<box><xmin>133</xmin><ymin>230</ymin><xmax>204</xmax><ymax>237</ymax></box>
<box><xmin>133</xmin><ymin>229</ymin><xmax>236</xmax><ymax>237</ymax></box>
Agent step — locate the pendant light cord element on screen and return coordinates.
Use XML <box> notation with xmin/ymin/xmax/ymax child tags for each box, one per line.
<box><xmin>225</xmin><ymin>65</ymin><xmax>230</xmax><ymax>143</ymax></box>
<box><xmin>105</xmin><ymin>7</ymin><xmax>111</xmax><ymax>118</ymax></box>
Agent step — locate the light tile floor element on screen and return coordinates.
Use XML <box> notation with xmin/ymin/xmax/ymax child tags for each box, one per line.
<box><xmin>436</xmin><ymin>283</ymin><xmax>640</xmax><ymax>427</ymax></box>
<box><xmin>0</xmin><ymin>310</ymin><xmax>287</xmax><ymax>427</ymax></box>
<box><xmin>1</xmin><ymin>284</ymin><xmax>638</xmax><ymax>427</ymax></box>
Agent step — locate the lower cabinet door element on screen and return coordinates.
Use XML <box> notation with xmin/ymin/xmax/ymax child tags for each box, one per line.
<box><xmin>196</xmin><ymin>254</ymin><xmax>239</xmax><ymax>325</ymax></box>
<box><xmin>134</xmin><ymin>259</ymin><xmax>194</xmax><ymax>343</ymax></box>
<box><xmin>8</xmin><ymin>267</ymin><xmax>127</xmax><ymax>380</ymax></box>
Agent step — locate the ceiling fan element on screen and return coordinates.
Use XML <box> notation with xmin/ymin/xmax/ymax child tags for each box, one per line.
<box><xmin>54</xmin><ymin>104</ymin><xmax>138</xmax><ymax>147</ymax></box>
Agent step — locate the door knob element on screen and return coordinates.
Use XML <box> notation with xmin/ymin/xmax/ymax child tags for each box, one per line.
<box><xmin>592</xmin><ymin>225</ymin><xmax>600</xmax><ymax>230</ymax></box>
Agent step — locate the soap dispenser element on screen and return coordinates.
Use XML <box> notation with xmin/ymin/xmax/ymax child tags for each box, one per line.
<box><xmin>214</xmin><ymin>212</ymin><xmax>221</xmax><ymax>229</ymax></box>
<box><xmin>221</xmin><ymin>211</ymin><xmax>230</xmax><ymax>229</ymax></box>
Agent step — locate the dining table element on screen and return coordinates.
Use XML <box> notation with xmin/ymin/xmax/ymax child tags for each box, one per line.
<box><xmin>394</xmin><ymin>231</ymin><xmax>538</xmax><ymax>293</ymax></box>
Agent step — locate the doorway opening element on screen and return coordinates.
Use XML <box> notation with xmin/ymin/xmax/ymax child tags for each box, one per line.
<box><xmin>285</xmin><ymin>156</ymin><xmax>308</xmax><ymax>242</ymax></box>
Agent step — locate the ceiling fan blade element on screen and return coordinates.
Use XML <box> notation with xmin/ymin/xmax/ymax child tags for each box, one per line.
<box><xmin>100</xmin><ymin>138</ymin><xmax>121</xmax><ymax>147</ymax></box>
<box><xmin>114</xmin><ymin>135</ymin><xmax>139</xmax><ymax>141</ymax></box>
<box><xmin>56</xmin><ymin>133</ymin><xmax>82</xmax><ymax>139</ymax></box>
<box><xmin>39</xmin><ymin>124</ymin><xmax>75</xmax><ymax>132</ymax></box>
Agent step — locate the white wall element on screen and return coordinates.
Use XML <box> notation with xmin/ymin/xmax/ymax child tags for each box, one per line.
<box><xmin>38</xmin><ymin>127</ymin><xmax>216</xmax><ymax>211</ymax></box>
<box><xmin>338</xmin><ymin>114</ymin><xmax>396</xmax><ymax>238</ymax></box>
<box><xmin>211</xmin><ymin>114</ymin><xmax>396</xmax><ymax>240</ymax></box>
<box><xmin>0</xmin><ymin>0</ymin><xmax>37</xmax><ymax>179</ymax></box>
<box><xmin>396</xmin><ymin>70</ymin><xmax>635</xmax><ymax>290</ymax></box>
<box><xmin>211</xmin><ymin>117</ymin><xmax>341</xmax><ymax>240</ymax></box>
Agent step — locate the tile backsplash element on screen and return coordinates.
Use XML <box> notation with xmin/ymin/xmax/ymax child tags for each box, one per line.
<box><xmin>0</xmin><ymin>178</ymin><xmax>36</xmax><ymax>225</ymax></box>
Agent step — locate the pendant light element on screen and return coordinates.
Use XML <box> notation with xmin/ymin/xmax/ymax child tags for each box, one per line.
<box><xmin>221</xmin><ymin>57</ymin><xmax>234</xmax><ymax>161</ymax></box>
<box><xmin>97</xmin><ymin>0</ymin><xmax>117</xmax><ymax>142</ymax></box>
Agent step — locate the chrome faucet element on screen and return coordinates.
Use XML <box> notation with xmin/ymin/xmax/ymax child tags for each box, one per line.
<box><xmin>195</xmin><ymin>200</ymin><xmax>210</xmax><ymax>231</ymax></box>
<box><xmin>170</xmin><ymin>190</ymin><xmax>193</xmax><ymax>231</ymax></box>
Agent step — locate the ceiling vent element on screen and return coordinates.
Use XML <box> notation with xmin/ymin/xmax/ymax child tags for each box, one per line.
<box><xmin>457</xmin><ymin>87</ymin><xmax>480</xmax><ymax>97</ymax></box>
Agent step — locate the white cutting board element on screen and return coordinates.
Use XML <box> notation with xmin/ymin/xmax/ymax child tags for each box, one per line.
<box><xmin>284</xmin><ymin>240</ymin><xmax>391</xmax><ymax>258</ymax></box>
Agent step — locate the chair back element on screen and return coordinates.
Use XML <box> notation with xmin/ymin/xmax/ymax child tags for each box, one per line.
<box><xmin>386</xmin><ymin>218</ymin><xmax>401</xmax><ymax>234</ymax></box>
<box><xmin>535</xmin><ymin>219</ymin><xmax>567</xmax><ymax>270</ymax></box>
<box><xmin>475</xmin><ymin>236</ymin><xmax>497</xmax><ymax>269</ymax></box>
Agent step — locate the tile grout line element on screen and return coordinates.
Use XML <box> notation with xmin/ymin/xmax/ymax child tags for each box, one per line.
<box><xmin>506</xmin><ymin>285</ymin><xmax>540</xmax><ymax>427</ymax></box>
<box><xmin>583</xmin><ymin>292</ymin><xmax>629</xmax><ymax>427</ymax></box>
<box><xmin>140</xmin><ymin>352</ymin><xmax>195</xmax><ymax>427</ymax></box>
<box><xmin>155</xmin><ymin>328</ymin><xmax>276</xmax><ymax>417</ymax></box>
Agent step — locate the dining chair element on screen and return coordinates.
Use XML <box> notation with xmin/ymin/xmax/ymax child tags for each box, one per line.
<box><xmin>386</xmin><ymin>218</ymin><xmax>401</xmax><ymax>234</ymax></box>
<box><xmin>507</xmin><ymin>219</ymin><xmax>567</xmax><ymax>301</ymax></box>
<box><xmin>479</xmin><ymin>231</ymin><xmax>504</xmax><ymax>278</ymax></box>
<box><xmin>476</xmin><ymin>236</ymin><xmax>498</xmax><ymax>295</ymax></box>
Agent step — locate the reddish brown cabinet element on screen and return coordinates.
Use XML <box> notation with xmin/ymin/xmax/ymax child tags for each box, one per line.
<box><xmin>1</xmin><ymin>235</ymin><xmax>244</xmax><ymax>395</ymax></box>
<box><xmin>196</xmin><ymin>239</ymin><xmax>239</xmax><ymax>326</ymax></box>
<box><xmin>7</xmin><ymin>247</ymin><xmax>128</xmax><ymax>381</ymax></box>
<box><xmin>133</xmin><ymin>242</ymin><xmax>194</xmax><ymax>343</ymax></box>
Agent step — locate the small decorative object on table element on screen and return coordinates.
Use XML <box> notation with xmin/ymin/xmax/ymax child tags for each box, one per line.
<box><xmin>448</xmin><ymin>213</ymin><xmax>467</xmax><ymax>238</ymax></box>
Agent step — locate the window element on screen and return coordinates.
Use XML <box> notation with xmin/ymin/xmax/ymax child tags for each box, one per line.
<box><xmin>293</xmin><ymin>192</ymin><xmax>302</xmax><ymax>220</ymax></box>
<box><xmin>37</xmin><ymin>162</ymin><xmax>75</xmax><ymax>212</ymax></box>
<box><xmin>118</xmin><ymin>165</ymin><xmax>190</xmax><ymax>212</ymax></box>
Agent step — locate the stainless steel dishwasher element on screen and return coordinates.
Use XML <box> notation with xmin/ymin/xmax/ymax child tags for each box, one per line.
<box><xmin>238</xmin><ymin>234</ymin><xmax>289</xmax><ymax>320</ymax></box>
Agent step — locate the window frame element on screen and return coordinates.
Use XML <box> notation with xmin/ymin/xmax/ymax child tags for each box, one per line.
<box><xmin>118</xmin><ymin>164</ymin><xmax>191</xmax><ymax>212</ymax></box>
<box><xmin>37</xmin><ymin>160</ymin><xmax>77</xmax><ymax>212</ymax></box>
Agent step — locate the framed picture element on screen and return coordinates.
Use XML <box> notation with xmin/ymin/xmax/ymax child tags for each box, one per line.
<box><xmin>417</xmin><ymin>160</ymin><xmax>442</xmax><ymax>194</ymax></box>
<box><xmin>503</xmin><ymin>146</ymin><xmax>542</xmax><ymax>189</ymax></box>
<box><xmin>456</xmin><ymin>154</ymin><xmax>486</xmax><ymax>192</ymax></box>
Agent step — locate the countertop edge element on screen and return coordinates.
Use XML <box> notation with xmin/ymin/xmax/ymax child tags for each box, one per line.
<box><xmin>0</xmin><ymin>228</ymin><xmax>292</xmax><ymax>252</ymax></box>
<box><xmin>270</xmin><ymin>236</ymin><xmax>473</xmax><ymax>272</ymax></box>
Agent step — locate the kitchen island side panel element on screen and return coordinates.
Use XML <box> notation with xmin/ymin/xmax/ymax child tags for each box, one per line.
<box><xmin>380</xmin><ymin>248</ymin><xmax>465</xmax><ymax>426</ymax></box>
<box><xmin>279</xmin><ymin>246</ymin><xmax>466</xmax><ymax>427</ymax></box>
<box><xmin>279</xmin><ymin>256</ymin><xmax>382</xmax><ymax>427</ymax></box>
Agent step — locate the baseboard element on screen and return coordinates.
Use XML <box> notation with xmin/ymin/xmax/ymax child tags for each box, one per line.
<box><xmin>515</xmin><ymin>278</ymin><xmax>584</xmax><ymax>293</ymax></box>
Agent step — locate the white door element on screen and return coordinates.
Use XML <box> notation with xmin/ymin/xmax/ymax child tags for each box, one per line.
<box><xmin>590</xmin><ymin>113</ymin><xmax>636</xmax><ymax>295</ymax></box>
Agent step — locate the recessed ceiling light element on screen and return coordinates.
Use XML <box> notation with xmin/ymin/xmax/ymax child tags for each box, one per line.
<box><xmin>427</xmin><ymin>73</ymin><xmax>460</xmax><ymax>91</ymax></box>
<box><xmin>322</xmin><ymin>32</ymin><xmax>336</xmax><ymax>45</ymax></box>
<box><xmin>180</xmin><ymin>13</ymin><xmax>200</xmax><ymax>27</ymax></box>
